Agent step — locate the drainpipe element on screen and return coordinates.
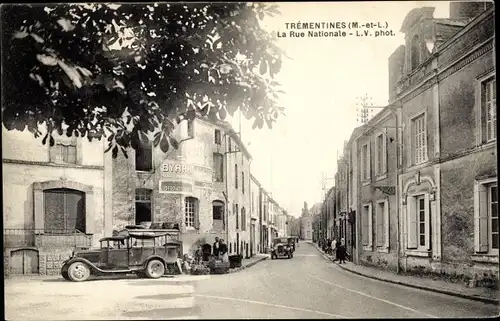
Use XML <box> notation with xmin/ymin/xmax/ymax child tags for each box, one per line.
<box><xmin>395</xmin><ymin>103</ymin><xmax>402</xmax><ymax>274</ymax></box>
<box><xmin>223</xmin><ymin>133</ymin><xmax>229</xmax><ymax>246</ymax></box>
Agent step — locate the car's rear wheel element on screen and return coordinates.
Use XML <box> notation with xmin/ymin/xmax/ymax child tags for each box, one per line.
<box><xmin>145</xmin><ymin>259</ymin><xmax>165</xmax><ymax>279</ymax></box>
<box><xmin>67</xmin><ymin>262</ymin><xmax>91</xmax><ymax>282</ymax></box>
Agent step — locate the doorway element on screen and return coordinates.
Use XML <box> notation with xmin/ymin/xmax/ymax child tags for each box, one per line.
<box><xmin>9</xmin><ymin>249</ymin><xmax>39</xmax><ymax>275</ymax></box>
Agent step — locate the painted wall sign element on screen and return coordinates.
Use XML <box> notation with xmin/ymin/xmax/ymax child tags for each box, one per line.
<box><xmin>161</xmin><ymin>162</ymin><xmax>194</xmax><ymax>175</ymax></box>
<box><xmin>159</xmin><ymin>181</ymin><xmax>193</xmax><ymax>194</ymax></box>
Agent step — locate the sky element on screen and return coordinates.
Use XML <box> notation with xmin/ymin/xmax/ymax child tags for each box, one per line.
<box><xmin>228</xmin><ymin>1</ymin><xmax>450</xmax><ymax>217</ymax></box>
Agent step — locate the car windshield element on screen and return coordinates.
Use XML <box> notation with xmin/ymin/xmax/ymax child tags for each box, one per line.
<box><xmin>273</xmin><ymin>238</ymin><xmax>288</xmax><ymax>245</ymax></box>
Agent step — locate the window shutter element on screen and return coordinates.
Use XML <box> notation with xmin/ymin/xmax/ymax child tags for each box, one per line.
<box><xmin>194</xmin><ymin>200</ymin><xmax>200</xmax><ymax>229</ymax></box>
<box><xmin>362</xmin><ymin>207</ymin><xmax>369</xmax><ymax>246</ymax></box>
<box><xmin>407</xmin><ymin>198</ymin><xmax>418</xmax><ymax>249</ymax></box>
<box><xmin>384</xmin><ymin>200</ymin><xmax>390</xmax><ymax>249</ymax></box>
<box><xmin>368</xmin><ymin>202</ymin><xmax>373</xmax><ymax>248</ymax></box>
<box><xmin>376</xmin><ymin>204</ymin><xmax>384</xmax><ymax>247</ymax></box>
<box><xmin>367</xmin><ymin>141</ymin><xmax>372</xmax><ymax>180</ymax></box>
<box><xmin>475</xmin><ymin>183</ymin><xmax>489</xmax><ymax>252</ymax></box>
<box><xmin>424</xmin><ymin>193</ymin><xmax>431</xmax><ymax>251</ymax></box>
<box><xmin>383</xmin><ymin>131</ymin><xmax>388</xmax><ymax>174</ymax></box>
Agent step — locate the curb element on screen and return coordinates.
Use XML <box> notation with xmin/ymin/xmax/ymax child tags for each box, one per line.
<box><xmin>228</xmin><ymin>256</ymin><xmax>268</xmax><ymax>274</ymax></box>
<box><xmin>311</xmin><ymin>242</ymin><xmax>499</xmax><ymax>305</ymax></box>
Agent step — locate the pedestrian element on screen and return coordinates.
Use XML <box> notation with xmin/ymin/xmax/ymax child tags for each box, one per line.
<box><xmin>195</xmin><ymin>245</ymin><xmax>202</xmax><ymax>264</ymax></box>
<box><xmin>331</xmin><ymin>238</ymin><xmax>337</xmax><ymax>261</ymax></box>
<box><xmin>337</xmin><ymin>238</ymin><xmax>347</xmax><ymax>264</ymax></box>
<box><xmin>219</xmin><ymin>239</ymin><xmax>229</xmax><ymax>263</ymax></box>
<box><xmin>213</xmin><ymin>237</ymin><xmax>220</xmax><ymax>259</ymax></box>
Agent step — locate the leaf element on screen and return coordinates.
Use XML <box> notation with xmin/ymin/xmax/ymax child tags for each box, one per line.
<box><xmin>159</xmin><ymin>135</ymin><xmax>170</xmax><ymax>153</ymax></box>
<box><xmin>107</xmin><ymin>133</ymin><xmax>115</xmax><ymax>142</ymax></box>
<box><xmin>112</xmin><ymin>145</ymin><xmax>118</xmax><ymax>158</ymax></box>
<box><xmin>153</xmin><ymin>132</ymin><xmax>162</xmax><ymax>146</ymax></box>
<box><xmin>121</xmin><ymin>146</ymin><xmax>128</xmax><ymax>158</ymax></box>
<box><xmin>104</xmin><ymin>142</ymin><xmax>113</xmax><ymax>153</ymax></box>
<box><xmin>42</xmin><ymin>134</ymin><xmax>48</xmax><ymax>145</ymax></box>
<box><xmin>170</xmin><ymin>137</ymin><xmax>179</xmax><ymax>149</ymax></box>
<box><xmin>218</xmin><ymin>107</ymin><xmax>227</xmax><ymax>120</ymax></box>
<box><xmin>259</xmin><ymin>60</ymin><xmax>267</xmax><ymax>75</ymax></box>
<box><xmin>49</xmin><ymin>135</ymin><xmax>55</xmax><ymax>147</ymax></box>
<box><xmin>259</xmin><ymin>12</ymin><xmax>264</xmax><ymax>20</ymax></box>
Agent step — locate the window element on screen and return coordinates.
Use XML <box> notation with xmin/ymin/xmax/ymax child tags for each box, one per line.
<box><xmin>228</xmin><ymin>138</ymin><xmax>232</xmax><ymax>152</ymax></box>
<box><xmin>407</xmin><ymin>194</ymin><xmax>430</xmax><ymax>250</ymax></box>
<box><xmin>376</xmin><ymin>200</ymin><xmax>389</xmax><ymax>250</ymax></box>
<box><xmin>361</xmin><ymin>143</ymin><xmax>371</xmax><ymax>181</ymax></box>
<box><xmin>44</xmin><ymin>188</ymin><xmax>85</xmax><ymax>233</ymax></box>
<box><xmin>185</xmin><ymin>197</ymin><xmax>199</xmax><ymax>229</ymax></box>
<box><xmin>235</xmin><ymin>203</ymin><xmax>239</xmax><ymax>229</ymax></box>
<box><xmin>213</xmin><ymin>153</ymin><xmax>224</xmax><ymax>182</ymax></box>
<box><xmin>361</xmin><ymin>203</ymin><xmax>373</xmax><ymax>248</ymax></box>
<box><xmin>214</xmin><ymin>129</ymin><xmax>222</xmax><ymax>144</ymax></box>
<box><xmin>375</xmin><ymin>133</ymin><xmax>387</xmax><ymax>176</ymax></box>
<box><xmin>135</xmin><ymin>189</ymin><xmax>152</xmax><ymax>225</ymax></box>
<box><xmin>481</xmin><ymin>77</ymin><xmax>497</xmax><ymax>143</ymax></box>
<box><xmin>411</xmin><ymin>113</ymin><xmax>427</xmax><ymax>165</ymax></box>
<box><xmin>212</xmin><ymin>200</ymin><xmax>224</xmax><ymax>220</ymax></box>
<box><xmin>410</xmin><ymin>34</ymin><xmax>420</xmax><ymax>71</ymax></box>
<box><xmin>50</xmin><ymin>143</ymin><xmax>77</xmax><ymax>164</ymax></box>
<box><xmin>235</xmin><ymin>164</ymin><xmax>238</xmax><ymax>189</ymax></box>
<box><xmin>241</xmin><ymin>207</ymin><xmax>247</xmax><ymax>231</ymax></box>
<box><xmin>474</xmin><ymin>179</ymin><xmax>498</xmax><ymax>254</ymax></box>
<box><xmin>242</xmin><ymin>172</ymin><xmax>245</xmax><ymax>194</ymax></box>
<box><xmin>135</xmin><ymin>140</ymin><xmax>153</xmax><ymax>172</ymax></box>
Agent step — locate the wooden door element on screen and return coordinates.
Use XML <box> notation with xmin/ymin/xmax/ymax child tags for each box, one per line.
<box><xmin>9</xmin><ymin>249</ymin><xmax>39</xmax><ymax>274</ymax></box>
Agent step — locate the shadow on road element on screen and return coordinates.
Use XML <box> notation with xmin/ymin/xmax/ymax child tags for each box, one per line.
<box><xmin>122</xmin><ymin>306</ymin><xmax>201</xmax><ymax>319</ymax></box>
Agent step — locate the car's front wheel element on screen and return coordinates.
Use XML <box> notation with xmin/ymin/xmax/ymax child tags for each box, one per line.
<box><xmin>145</xmin><ymin>259</ymin><xmax>165</xmax><ymax>279</ymax></box>
<box><xmin>67</xmin><ymin>262</ymin><xmax>91</xmax><ymax>282</ymax></box>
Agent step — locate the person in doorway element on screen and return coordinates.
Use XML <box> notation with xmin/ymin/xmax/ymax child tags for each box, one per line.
<box><xmin>337</xmin><ymin>238</ymin><xmax>347</xmax><ymax>264</ymax></box>
<box><xmin>219</xmin><ymin>239</ymin><xmax>229</xmax><ymax>263</ymax></box>
<box><xmin>331</xmin><ymin>238</ymin><xmax>337</xmax><ymax>261</ymax></box>
<box><xmin>213</xmin><ymin>237</ymin><xmax>220</xmax><ymax>259</ymax></box>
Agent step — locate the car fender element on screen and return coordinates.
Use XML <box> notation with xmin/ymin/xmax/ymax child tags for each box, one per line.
<box><xmin>142</xmin><ymin>255</ymin><xmax>167</xmax><ymax>269</ymax></box>
<box><xmin>62</xmin><ymin>257</ymin><xmax>100</xmax><ymax>273</ymax></box>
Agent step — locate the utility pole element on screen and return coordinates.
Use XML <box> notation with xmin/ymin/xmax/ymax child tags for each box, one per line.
<box><xmin>356</xmin><ymin>94</ymin><xmax>374</xmax><ymax>125</ymax></box>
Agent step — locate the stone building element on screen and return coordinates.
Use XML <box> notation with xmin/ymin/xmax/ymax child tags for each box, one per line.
<box><xmin>250</xmin><ymin>174</ymin><xmax>261</xmax><ymax>256</ymax></box>
<box><xmin>111</xmin><ymin>113</ymin><xmax>252</xmax><ymax>256</ymax></box>
<box><xmin>3</xmin><ymin>125</ymin><xmax>111</xmax><ymax>275</ymax></box>
<box><xmin>340</xmin><ymin>2</ymin><xmax>496</xmax><ymax>286</ymax></box>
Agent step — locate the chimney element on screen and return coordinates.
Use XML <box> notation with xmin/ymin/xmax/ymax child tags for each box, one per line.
<box><xmin>388</xmin><ymin>45</ymin><xmax>406</xmax><ymax>101</ymax></box>
<box><xmin>449</xmin><ymin>1</ymin><xmax>493</xmax><ymax>20</ymax></box>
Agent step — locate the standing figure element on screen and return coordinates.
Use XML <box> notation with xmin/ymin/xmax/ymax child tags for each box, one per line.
<box><xmin>213</xmin><ymin>237</ymin><xmax>220</xmax><ymax>259</ymax></box>
<box><xmin>331</xmin><ymin>238</ymin><xmax>337</xmax><ymax>261</ymax></box>
<box><xmin>219</xmin><ymin>239</ymin><xmax>229</xmax><ymax>263</ymax></box>
<box><xmin>337</xmin><ymin>238</ymin><xmax>347</xmax><ymax>264</ymax></box>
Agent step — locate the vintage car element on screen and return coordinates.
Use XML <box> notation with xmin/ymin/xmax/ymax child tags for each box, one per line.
<box><xmin>61</xmin><ymin>230</ymin><xmax>182</xmax><ymax>282</ymax></box>
<box><xmin>270</xmin><ymin>237</ymin><xmax>294</xmax><ymax>259</ymax></box>
<box><xmin>286</xmin><ymin>237</ymin><xmax>296</xmax><ymax>252</ymax></box>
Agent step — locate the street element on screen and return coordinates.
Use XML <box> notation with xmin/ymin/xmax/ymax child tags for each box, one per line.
<box><xmin>4</xmin><ymin>242</ymin><xmax>498</xmax><ymax>319</ymax></box>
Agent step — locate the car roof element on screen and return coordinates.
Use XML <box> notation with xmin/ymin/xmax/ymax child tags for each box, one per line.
<box><xmin>99</xmin><ymin>235</ymin><xmax>129</xmax><ymax>242</ymax></box>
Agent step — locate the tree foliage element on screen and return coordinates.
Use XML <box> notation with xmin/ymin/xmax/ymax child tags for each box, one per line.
<box><xmin>2</xmin><ymin>2</ymin><xmax>285</xmax><ymax>156</ymax></box>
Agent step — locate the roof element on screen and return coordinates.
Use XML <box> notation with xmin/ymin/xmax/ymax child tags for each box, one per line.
<box><xmin>195</xmin><ymin>114</ymin><xmax>252</xmax><ymax>160</ymax></box>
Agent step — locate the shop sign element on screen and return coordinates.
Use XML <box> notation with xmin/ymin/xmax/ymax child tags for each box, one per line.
<box><xmin>162</xmin><ymin>162</ymin><xmax>194</xmax><ymax>176</ymax></box>
<box><xmin>159</xmin><ymin>181</ymin><xmax>193</xmax><ymax>194</ymax></box>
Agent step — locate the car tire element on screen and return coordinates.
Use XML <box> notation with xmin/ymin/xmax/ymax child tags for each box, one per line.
<box><xmin>61</xmin><ymin>268</ymin><xmax>70</xmax><ymax>281</ymax></box>
<box><xmin>67</xmin><ymin>262</ymin><xmax>91</xmax><ymax>282</ymax></box>
<box><xmin>145</xmin><ymin>259</ymin><xmax>165</xmax><ymax>279</ymax></box>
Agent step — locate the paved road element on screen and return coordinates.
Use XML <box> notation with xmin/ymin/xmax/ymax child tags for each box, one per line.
<box><xmin>4</xmin><ymin>242</ymin><xmax>499</xmax><ymax>319</ymax></box>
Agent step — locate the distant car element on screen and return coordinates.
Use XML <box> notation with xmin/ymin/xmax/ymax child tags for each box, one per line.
<box><xmin>270</xmin><ymin>237</ymin><xmax>294</xmax><ymax>259</ymax></box>
<box><xmin>61</xmin><ymin>230</ymin><xmax>182</xmax><ymax>282</ymax></box>
<box><xmin>286</xmin><ymin>237</ymin><xmax>296</xmax><ymax>252</ymax></box>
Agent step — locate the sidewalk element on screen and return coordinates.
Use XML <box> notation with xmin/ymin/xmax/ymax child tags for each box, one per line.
<box><xmin>311</xmin><ymin>241</ymin><xmax>499</xmax><ymax>305</ymax></box>
<box><xmin>228</xmin><ymin>253</ymin><xmax>270</xmax><ymax>273</ymax></box>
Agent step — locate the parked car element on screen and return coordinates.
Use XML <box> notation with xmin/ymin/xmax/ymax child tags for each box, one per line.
<box><xmin>61</xmin><ymin>230</ymin><xmax>182</xmax><ymax>282</ymax></box>
<box><xmin>286</xmin><ymin>237</ymin><xmax>296</xmax><ymax>252</ymax></box>
<box><xmin>270</xmin><ymin>237</ymin><xmax>294</xmax><ymax>259</ymax></box>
